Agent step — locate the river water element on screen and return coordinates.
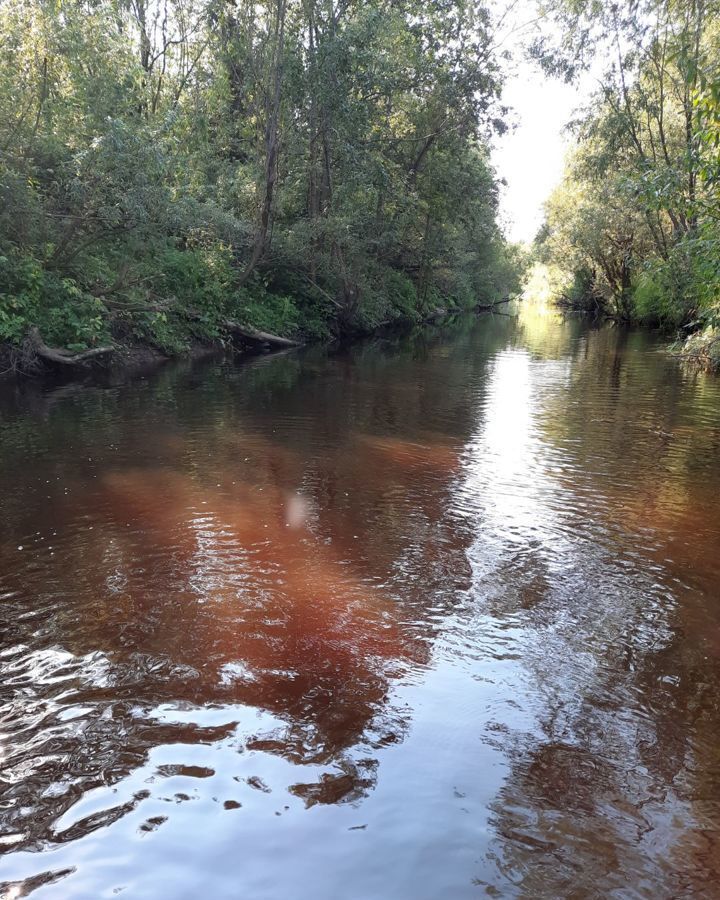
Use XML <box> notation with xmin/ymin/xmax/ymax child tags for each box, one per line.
<box><xmin>1</xmin><ymin>307</ymin><xmax>720</xmax><ymax>898</ymax></box>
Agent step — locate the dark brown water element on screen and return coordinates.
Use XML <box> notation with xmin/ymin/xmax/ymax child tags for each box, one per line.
<box><xmin>2</xmin><ymin>308</ymin><xmax>720</xmax><ymax>899</ymax></box>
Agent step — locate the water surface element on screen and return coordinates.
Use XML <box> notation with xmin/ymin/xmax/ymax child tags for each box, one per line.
<box><xmin>2</xmin><ymin>308</ymin><xmax>720</xmax><ymax>898</ymax></box>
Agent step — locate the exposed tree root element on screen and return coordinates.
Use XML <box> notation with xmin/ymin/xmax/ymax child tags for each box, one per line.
<box><xmin>27</xmin><ymin>328</ymin><xmax>114</xmax><ymax>368</ymax></box>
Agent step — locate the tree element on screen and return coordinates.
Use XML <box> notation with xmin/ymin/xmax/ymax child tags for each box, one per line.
<box><xmin>0</xmin><ymin>0</ymin><xmax>519</xmax><ymax>361</ymax></box>
<box><xmin>534</xmin><ymin>0</ymin><xmax>720</xmax><ymax>334</ymax></box>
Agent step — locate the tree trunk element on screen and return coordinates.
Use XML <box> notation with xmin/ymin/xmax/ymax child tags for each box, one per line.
<box><xmin>237</xmin><ymin>0</ymin><xmax>287</xmax><ymax>286</ymax></box>
<box><xmin>223</xmin><ymin>320</ymin><xmax>302</xmax><ymax>348</ymax></box>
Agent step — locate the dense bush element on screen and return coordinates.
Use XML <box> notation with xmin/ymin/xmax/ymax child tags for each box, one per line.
<box><xmin>0</xmin><ymin>0</ymin><xmax>523</xmax><ymax>360</ymax></box>
<box><xmin>535</xmin><ymin>0</ymin><xmax>720</xmax><ymax>361</ymax></box>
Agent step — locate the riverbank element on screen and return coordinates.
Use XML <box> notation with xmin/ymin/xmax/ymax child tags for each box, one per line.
<box><xmin>0</xmin><ymin>331</ymin><xmax>213</xmax><ymax>381</ymax></box>
<box><xmin>0</xmin><ymin>300</ymin><xmax>501</xmax><ymax>383</ymax></box>
<box><xmin>673</xmin><ymin>328</ymin><xmax>720</xmax><ymax>373</ymax></box>
<box><xmin>548</xmin><ymin>297</ymin><xmax>720</xmax><ymax>375</ymax></box>
<box><xmin>524</xmin><ymin>263</ymin><xmax>720</xmax><ymax>374</ymax></box>
<box><xmin>551</xmin><ymin>302</ymin><xmax>719</xmax><ymax>372</ymax></box>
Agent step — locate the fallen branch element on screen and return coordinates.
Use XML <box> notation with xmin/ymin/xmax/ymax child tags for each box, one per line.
<box><xmin>476</xmin><ymin>297</ymin><xmax>511</xmax><ymax>311</ymax></box>
<box><xmin>222</xmin><ymin>320</ymin><xmax>303</xmax><ymax>348</ymax></box>
<box><xmin>28</xmin><ymin>327</ymin><xmax>114</xmax><ymax>367</ymax></box>
<box><xmin>184</xmin><ymin>308</ymin><xmax>303</xmax><ymax>349</ymax></box>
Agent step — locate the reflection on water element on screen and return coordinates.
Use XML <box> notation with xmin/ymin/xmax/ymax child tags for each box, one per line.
<box><xmin>1</xmin><ymin>310</ymin><xmax>720</xmax><ymax>897</ymax></box>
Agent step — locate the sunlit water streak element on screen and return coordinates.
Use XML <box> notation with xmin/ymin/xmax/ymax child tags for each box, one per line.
<box><xmin>1</xmin><ymin>309</ymin><xmax>720</xmax><ymax>897</ymax></box>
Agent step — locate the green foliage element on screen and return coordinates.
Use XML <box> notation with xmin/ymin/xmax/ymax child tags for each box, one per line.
<box><xmin>158</xmin><ymin>247</ymin><xmax>234</xmax><ymax>331</ymax></box>
<box><xmin>560</xmin><ymin>265</ymin><xmax>602</xmax><ymax>313</ymax></box>
<box><xmin>291</xmin><ymin>295</ymin><xmax>336</xmax><ymax>341</ymax></box>
<box><xmin>536</xmin><ymin>0</ymin><xmax>720</xmax><ymax>342</ymax></box>
<box><xmin>695</xmin><ymin>72</ymin><xmax>720</xmax><ymax>187</ymax></box>
<box><xmin>135</xmin><ymin>309</ymin><xmax>189</xmax><ymax>356</ymax></box>
<box><xmin>0</xmin><ymin>0</ymin><xmax>521</xmax><ymax>361</ymax></box>
<box><xmin>383</xmin><ymin>270</ymin><xmax>421</xmax><ymax>322</ymax></box>
<box><xmin>0</xmin><ymin>254</ymin><xmax>108</xmax><ymax>347</ymax></box>
<box><xmin>233</xmin><ymin>285</ymin><xmax>302</xmax><ymax>338</ymax></box>
<box><xmin>0</xmin><ymin>255</ymin><xmax>43</xmax><ymax>343</ymax></box>
<box><xmin>632</xmin><ymin>269</ymin><xmax>667</xmax><ymax>325</ymax></box>
<box><xmin>633</xmin><ymin>235</ymin><xmax>718</xmax><ymax>328</ymax></box>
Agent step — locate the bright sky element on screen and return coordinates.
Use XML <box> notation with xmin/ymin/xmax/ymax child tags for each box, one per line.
<box><xmin>488</xmin><ymin>1</ymin><xmax>598</xmax><ymax>246</ymax></box>
<box><xmin>492</xmin><ymin>62</ymin><xmax>583</xmax><ymax>244</ymax></box>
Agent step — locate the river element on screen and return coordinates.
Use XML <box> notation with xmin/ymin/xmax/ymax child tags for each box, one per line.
<box><xmin>1</xmin><ymin>306</ymin><xmax>720</xmax><ymax>898</ymax></box>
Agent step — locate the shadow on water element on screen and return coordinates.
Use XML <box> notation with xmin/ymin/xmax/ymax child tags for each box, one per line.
<box><xmin>1</xmin><ymin>309</ymin><xmax>720</xmax><ymax>897</ymax></box>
